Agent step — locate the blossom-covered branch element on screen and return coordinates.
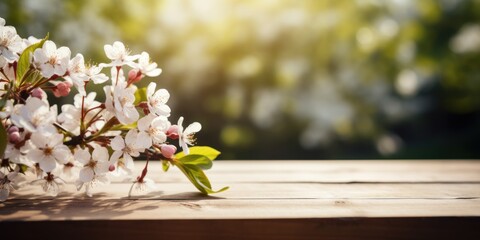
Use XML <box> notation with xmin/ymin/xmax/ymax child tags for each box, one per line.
<box><xmin>0</xmin><ymin>17</ymin><xmax>227</xmax><ymax>201</ymax></box>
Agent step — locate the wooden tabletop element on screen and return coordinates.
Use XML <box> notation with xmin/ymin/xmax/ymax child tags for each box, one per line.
<box><xmin>1</xmin><ymin>160</ymin><xmax>480</xmax><ymax>240</ymax></box>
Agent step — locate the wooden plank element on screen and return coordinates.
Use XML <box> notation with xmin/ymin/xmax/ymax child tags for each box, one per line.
<box><xmin>206</xmin><ymin>160</ymin><xmax>480</xmax><ymax>172</ymax></box>
<box><xmin>136</xmin><ymin>160</ymin><xmax>480</xmax><ymax>183</ymax></box>
<box><xmin>7</xmin><ymin>183</ymin><xmax>480</xmax><ymax>200</ymax></box>
<box><xmin>1</xmin><ymin>199</ymin><xmax>480</xmax><ymax>221</ymax></box>
<box><xmin>2</xmin><ymin>160</ymin><xmax>480</xmax><ymax>240</ymax></box>
<box><xmin>1</xmin><ymin>218</ymin><xmax>479</xmax><ymax>240</ymax></box>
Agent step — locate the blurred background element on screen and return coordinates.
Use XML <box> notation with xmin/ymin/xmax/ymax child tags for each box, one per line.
<box><xmin>2</xmin><ymin>0</ymin><xmax>479</xmax><ymax>160</ymax></box>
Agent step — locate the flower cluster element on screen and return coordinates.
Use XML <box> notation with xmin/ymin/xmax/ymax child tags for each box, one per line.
<box><xmin>0</xmin><ymin>18</ymin><xmax>226</xmax><ymax>201</ymax></box>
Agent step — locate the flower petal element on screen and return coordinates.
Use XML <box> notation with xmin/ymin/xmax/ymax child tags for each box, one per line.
<box><xmin>152</xmin><ymin>132</ymin><xmax>167</xmax><ymax>144</ymax></box>
<box><xmin>122</xmin><ymin>106</ymin><xmax>139</xmax><ymax>124</ymax></box>
<box><xmin>27</xmin><ymin>149</ymin><xmax>45</xmax><ymax>163</ymax></box>
<box><xmin>137</xmin><ymin>115</ymin><xmax>153</xmax><ymax>132</ymax></box>
<box><xmin>181</xmin><ymin>141</ymin><xmax>190</xmax><ymax>155</ymax></box>
<box><xmin>52</xmin><ymin>145</ymin><xmax>72</xmax><ymax>164</ymax></box>
<box><xmin>49</xmin><ymin>132</ymin><xmax>64</xmax><ymax>147</ymax></box>
<box><xmin>56</xmin><ymin>46</ymin><xmax>71</xmax><ymax>59</ymax></box>
<box><xmin>125</xmin><ymin>129</ymin><xmax>138</xmax><ymax>146</ymax></box>
<box><xmin>153</xmin><ymin>89</ymin><xmax>170</xmax><ymax>104</ymax></box>
<box><xmin>41</xmin><ymin>64</ymin><xmax>55</xmax><ymax>78</ymax></box>
<box><xmin>184</xmin><ymin>122</ymin><xmax>201</xmax><ymax>135</ymax></box>
<box><xmin>79</xmin><ymin>168</ymin><xmax>94</xmax><ymax>183</ymax></box>
<box><xmin>109</xmin><ymin>150</ymin><xmax>122</xmax><ymax>164</ymax></box>
<box><xmin>33</xmin><ymin>49</ymin><xmax>48</xmax><ymax>63</ymax></box>
<box><xmin>137</xmin><ymin>131</ymin><xmax>152</xmax><ymax>149</ymax></box>
<box><xmin>95</xmin><ymin>161</ymin><xmax>110</xmax><ymax>174</ymax></box>
<box><xmin>104</xmin><ymin>44</ymin><xmax>115</xmax><ymax>60</ymax></box>
<box><xmin>177</xmin><ymin>117</ymin><xmax>184</xmax><ymax>129</ymax></box>
<box><xmin>110</xmin><ymin>135</ymin><xmax>125</xmax><ymax>151</ymax></box>
<box><xmin>30</xmin><ymin>132</ymin><xmax>47</xmax><ymax>148</ymax></box>
<box><xmin>147</xmin><ymin>82</ymin><xmax>156</xmax><ymax>97</ymax></box>
<box><xmin>145</xmin><ymin>68</ymin><xmax>162</xmax><ymax>77</ymax></box>
<box><xmin>43</xmin><ymin>41</ymin><xmax>57</xmax><ymax>57</ymax></box>
<box><xmin>123</xmin><ymin>154</ymin><xmax>135</xmax><ymax>171</ymax></box>
<box><xmin>40</xmin><ymin>156</ymin><xmax>57</xmax><ymax>172</ymax></box>
<box><xmin>92</xmin><ymin>146</ymin><xmax>109</xmax><ymax>163</ymax></box>
<box><xmin>74</xmin><ymin>148</ymin><xmax>91</xmax><ymax>165</ymax></box>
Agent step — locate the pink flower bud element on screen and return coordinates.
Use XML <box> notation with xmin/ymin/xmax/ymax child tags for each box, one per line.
<box><xmin>161</xmin><ymin>144</ymin><xmax>177</xmax><ymax>159</ymax></box>
<box><xmin>109</xmin><ymin>164</ymin><xmax>116</xmax><ymax>172</ymax></box>
<box><xmin>167</xmin><ymin>125</ymin><xmax>179</xmax><ymax>140</ymax></box>
<box><xmin>52</xmin><ymin>82</ymin><xmax>71</xmax><ymax>97</ymax></box>
<box><xmin>127</xmin><ymin>69</ymin><xmax>143</xmax><ymax>85</ymax></box>
<box><xmin>7</xmin><ymin>126</ymin><xmax>19</xmax><ymax>134</ymax></box>
<box><xmin>9</xmin><ymin>131</ymin><xmax>21</xmax><ymax>143</ymax></box>
<box><xmin>31</xmin><ymin>88</ymin><xmax>45</xmax><ymax>99</ymax></box>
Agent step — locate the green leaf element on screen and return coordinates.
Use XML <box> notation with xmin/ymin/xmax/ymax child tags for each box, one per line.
<box><xmin>162</xmin><ymin>160</ymin><xmax>170</xmax><ymax>172</ymax></box>
<box><xmin>0</xmin><ymin>122</ymin><xmax>7</xmax><ymax>159</ymax></box>
<box><xmin>178</xmin><ymin>154</ymin><xmax>213</xmax><ymax>170</ymax></box>
<box><xmin>18</xmin><ymin>164</ymin><xmax>29</xmax><ymax>174</ymax></box>
<box><xmin>16</xmin><ymin>33</ymin><xmax>49</xmax><ymax>83</ymax></box>
<box><xmin>173</xmin><ymin>161</ymin><xmax>229</xmax><ymax>195</ymax></box>
<box><xmin>134</xmin><ymin>87</ymin><xmax>148</xmax><ymax>105</ymax></box>
<box><xmin>174</xmin><ymin>146</ymin><xmax>221</xmax><ymax>160</ymax></box>
<box><xmin>110</xmin><ymin>122</ymin><xmax>137</xmax><ymax>131</ymax></box>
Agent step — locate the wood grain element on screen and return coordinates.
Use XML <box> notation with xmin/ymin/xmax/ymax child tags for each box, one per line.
<box><xmin>143</xmin><ymin>160</ymin><xmax>480</xmax><ymax>183</ymax></box>
<box><xmin>7</xmin><ymin>183</ymin><xmax>480</xmax><ymax>200</ymax></box>
<box><xmin>1</xmin><ymin>160</ymin><xmax>479</xmax><ymax>240</ymax></box>
<box><xmin>2</xmin><ymin>198</ymin><xmax>480</xmax><ymax>221</ymax></box>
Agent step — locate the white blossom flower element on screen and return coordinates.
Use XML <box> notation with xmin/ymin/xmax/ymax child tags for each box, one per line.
<box><xmin>4</xmin><ymin>135</ymin><xmax>35</xmax><ymax>167</ymax></box>
<box><xmin>58</xmin><ymin>159</ymin><xmax>82</xmax><ymax>182</ymax></box>
<box><xmin>75</xmin><ymin>146</ymin><xmax>110</xmax><ymax>184</ymax></box>
<box><xmin>146</xmin><ymin>82</ymin><xmax>171</xmax><ymax>117</ymax></box>
<box><xmin>26</xmin><ymin>125</ymin><xmax>72</xmax><ymax>172</ymax></box>
<box><xmin>0</xmin><ymin>20</ymin><xmax>220</xmax><ymax>201</ymax></box>
<box><xmin>65</xmin><ymin>53</ymin><xmax>89</xmax><ymax>96</ymax></box>
<box><xmin>128</xmin><ymin>177</ymin><xmax>157</xmax><ymax>197</ymax></box>
<box><xmin>33</xmin><ymin>40</ymin><xmax>71</xmax><ymax>78</ymax></box>
<box><xmin>177</xmin><ymin>117</ymin><xmax>202</xmax><ymax>155</ymax></box>
<box><xmin>85</xmin><ymin>64</ymin><xmax>108</xmax><ymax>84</ymax></box>
<box><xmin>112</xmin><ymin>81</ymin><xmax>139</xmax><ymax>125</ymax></box>
<box><xmin>110</xmin><ymin>129</ymin><xmax>144</xmax><ymax>176</ymax></box>
<box><xmin>137</xmin><ymin>114</ymin><xmax>170</xmax><ymax>148</ymax></box>
<box><xmin>0</xmin><ymin>24</ymin><xmax>23</xmax><ymax>61</ymax></box>
<box><xmin>31</xmin><ymin>174</ymin><xmax>65</xmax><ymax>197</ymax></box>
<box><xmin>135</xmin><ymin>52</ymin><xmax>162</xmax><ymax>77</ymax></box>
<box><xmin>102</xmin><ymin>41</ymin><xmax>139</xmax><ymax>68</ymax></box>
<box><xmin>76</xmin><ymin>174</ymin><xmax>109</xmax><ymax>197</ymax></box>
<box><xmin>10</xmin><ymin>97</ymin><xmax>57</xmax><ymax>132</ymax></box>
<box><xmin>0</xmin><ymin>171</ymin><xmax>19</xmax><ymax>202</ymax></box>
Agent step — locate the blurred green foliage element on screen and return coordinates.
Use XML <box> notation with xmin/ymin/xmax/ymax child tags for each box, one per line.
<box><xmin>2</xmin><ymin>0</ymin><xmax>479</xmax><ymax>159</ymax></box>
